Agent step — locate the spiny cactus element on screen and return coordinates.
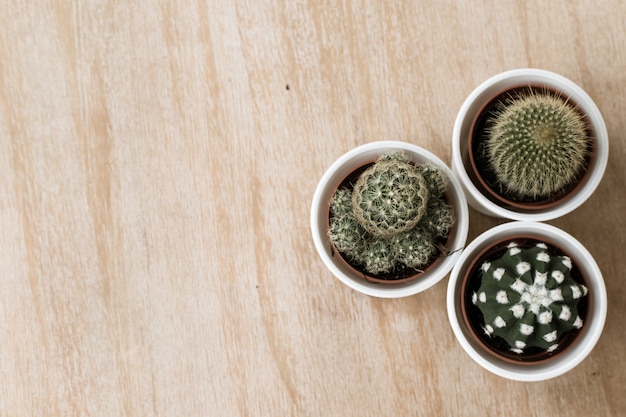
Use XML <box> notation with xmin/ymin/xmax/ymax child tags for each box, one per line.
<box><xmin>328</xmin><ymin>211</ymin><xmax>366</xmax><ymax>262</ymax></box>
<box><xmin>328</xmin><ymin>152</ymin><xmax>455</xmax><ymax>277</ymax></box>
<box><xmin>420</xmin><ymin>198</ymin><xmax>455</xmax><ymax>238</ymax></box>
<box><xmin>361</xmin><ymin>239</ymin><xmax>396</xmax><ymax>275</ymax></box>
<box><xmin>472</xmin><ymin>242</ymin><xmax>587</xmax><ymax>354</ymax></box>
<box><xmin>352</xmin><ymin>156</ymin><xmax>429</xmax><ymax>238</ymax></box>
<box><xmin>329</xmin><ymin>188</ymin><xmax>353</xmax><ymax>217</ymax></box>
<box><xmin>418</xmin><ymin>162</ymin><xmax>449</xmax><ymax>199</ymax></box>
<box><xmin>485</xmin><ymin>92</ymin><xmax>589</xmax><ymax>199</ymax></box>
<box><xmin>392</xmin><ymin>227</ymin><xmax>437</xmax><ymax>270</ymax></box>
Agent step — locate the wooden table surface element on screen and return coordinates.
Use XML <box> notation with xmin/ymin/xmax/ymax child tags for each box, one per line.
<box><xmin>1</xmin><ymin>1</ymin><xmax>625</xmax><ymax>415</ymax></box>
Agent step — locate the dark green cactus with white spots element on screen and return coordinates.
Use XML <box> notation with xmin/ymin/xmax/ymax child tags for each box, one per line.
<box><xmin>486</xmin><ymin>92</ymin><xmax>589</xmax><ymax>199</ymax></box>
<box><xmin>473</xmin><ymin>242</ymin><xmax>588</xmax><ymax>354</ymax></box>
<box><xmin>328</xmin><ymin>152</ymin><xmax>454</xmax><ymax>276</ymax></box>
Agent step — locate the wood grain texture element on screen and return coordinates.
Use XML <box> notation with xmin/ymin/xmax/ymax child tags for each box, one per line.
<box><xmin>1</xmin><ymin>1</ymin><xmax>625</xmax><ymax>415</ymax></box>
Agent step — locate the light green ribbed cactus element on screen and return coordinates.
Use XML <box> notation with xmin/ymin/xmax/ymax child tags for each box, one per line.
<box><xmin>351</xmin><ymin>157</ymin><xmax>429</xmax><ymax>237</ymax></box>
<box><xmin>486</xmin><ymin>92</ymin><xmax>589</xmax><ymax>199</ymax></box>
<box><xmin>328</xmin><ymin>152</ymin><xmax>455</xmax><ymax>277</ymax></box>
<box><xmin>472</xmin><ymin>242</ymin><xmax>587</xmax><ymax>354</ymax></box>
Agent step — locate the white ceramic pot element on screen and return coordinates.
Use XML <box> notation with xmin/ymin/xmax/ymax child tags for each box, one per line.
<box><xmin>311</xmin><ymin>141</ymin><xmax>469</xmax><ymax>298</ymax></box>
<box><xmin>451</xmin><ymin>68</ymin><xmax>609</xmax><ymax>221</ymax></box>
<box><xmin>446</xmin><ymin>221</ymin><xmax>607</xmax><ymax>381</ymax></box>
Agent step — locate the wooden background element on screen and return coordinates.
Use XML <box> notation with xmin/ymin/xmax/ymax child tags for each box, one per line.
<box><xmin>1</xmin><ymin>1</ymin><xmax>625</xmax><ymax>415</ymax></box>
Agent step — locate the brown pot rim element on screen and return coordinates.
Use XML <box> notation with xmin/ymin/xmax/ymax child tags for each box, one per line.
<box><xmin>325</xmin><ymin>159</ymin><xmax>453</xmax><ymax>285</ymax></box>
<box><xmin>459</xmin><ymin>234</ymin><xmax>592</xmax><ymax>365</ymax></box>
<box><xmin>466</xmin><ymin>84</ymin><xmax>596</xmax><ymax>213</ymax></box>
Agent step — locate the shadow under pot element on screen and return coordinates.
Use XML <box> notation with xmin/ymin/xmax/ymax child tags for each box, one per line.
<box><xmin>460</xmin><ymin>236</ymin><xmax>589</xmax><ymax>365</ymax></box>
<box><xmin>467</xmin><ymin>85</ymin><xmax>595</xmax><ymax>212</ymax></box>
<box><xmin>327</xmin><ymin>154</ymin><xmax>456</xmax><ymax>284</ymax></box>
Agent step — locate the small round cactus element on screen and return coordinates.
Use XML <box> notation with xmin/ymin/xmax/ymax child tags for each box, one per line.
<box><xmin>420</xmin><ymin>198</ymin><xmax>455</xmax><ymax>238</ymax></box>
<box><xmin>328</xmin><ymin>210</ymin><xmax>366</xmax><ymax>261</ymax></box>
<box><xmin>485</xmin><ymin>92</ymin><xmax>589</xmax><ymax>199</ymax></box>
<box><xmin>418</xmin><ymin>162</ymin><xmax>449</xmax><ymax>199</ymax></box>
<box><xmin>361</xmin><ymin>239</ymin><xmax>396</xmax><ymax>275</ymax></box>
<box><xmin>329</xmin><ymin>188</ymin><xmax>353</xmax><ymax>217</ymax></box>
<box><xmin>392</xmin><ymin>227</ymin><xmax>437</xmax><ymax>270</ymax></box>
<box><xmin>352</xmin><ymin>156</ymin><xmax>429</xmax><ymax>238</ymax></box>
<box><xmin>472</xmin><ymin>242</ymin><xmax>587</xmax><ymax>354</ymax></box>
<box><xmin>328</xmin><ymin>152</ymin><xmax>455</xmax><ymax>278</ymax></box>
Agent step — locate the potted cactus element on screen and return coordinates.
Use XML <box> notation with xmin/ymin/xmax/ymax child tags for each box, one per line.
<box><xmin>311</xmin><ymin>141</ymin><xmax>469</xmax><ymax>298</ymax></box>
<box><xmin>472</xmin><ymin>90</ymin><xmax>588</xmax><ymax>204</ymax></box>
<box><xmin>328</xmin><ymin>152</ymin><xmax>454</xmax><ymax>280</ymax></box>
<box><xmin>447</xmin><ymin>221</ymin><xmax>607</xmax><ymax>381</ymax></box>
<box><xmin>452</xmin><ymin>68</ymin><xmax>609</xmax><ymax>221</ymax></box>
<box><xmin>467</xmin><ymin>240</ymin><xmax>588</xmax><ymax>362</ymax></box>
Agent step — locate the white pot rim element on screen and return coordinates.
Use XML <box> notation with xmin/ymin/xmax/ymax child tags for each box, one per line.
<box><xmin>446</xmin><ymin>221</ymin><xmax>607</xmax><ymax>381</ymax></box>
<box><xmin>311</xmin><ymin>141</ymin><xmax>469</xmax><ymax>298</ymax></box>
<box><xmin>452</xmin><ymin>68</ymin><xmax>609</xmax><ymax>221</ymax></box>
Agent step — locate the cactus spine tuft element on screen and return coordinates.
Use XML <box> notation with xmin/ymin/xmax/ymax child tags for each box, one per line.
<box><xmin>485</xmin><ymin>92</ymin><xmax>589</xmax><ymax>199</ymax></box>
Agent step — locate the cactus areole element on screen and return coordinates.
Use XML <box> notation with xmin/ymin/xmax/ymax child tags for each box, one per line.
<box><xmin>461</xmin><ymin>237</ymin><xmax>589</xmax><ymax>364</ymax></box>
<box><xmin>327</xmin><ymin>152</ymin><xmax>455</xmax><ymax>283</ymax></box>
<box><xmin>469</xmin><ymin>86</ymin><xmax>592</xmax><ymax>210</ymax></box>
